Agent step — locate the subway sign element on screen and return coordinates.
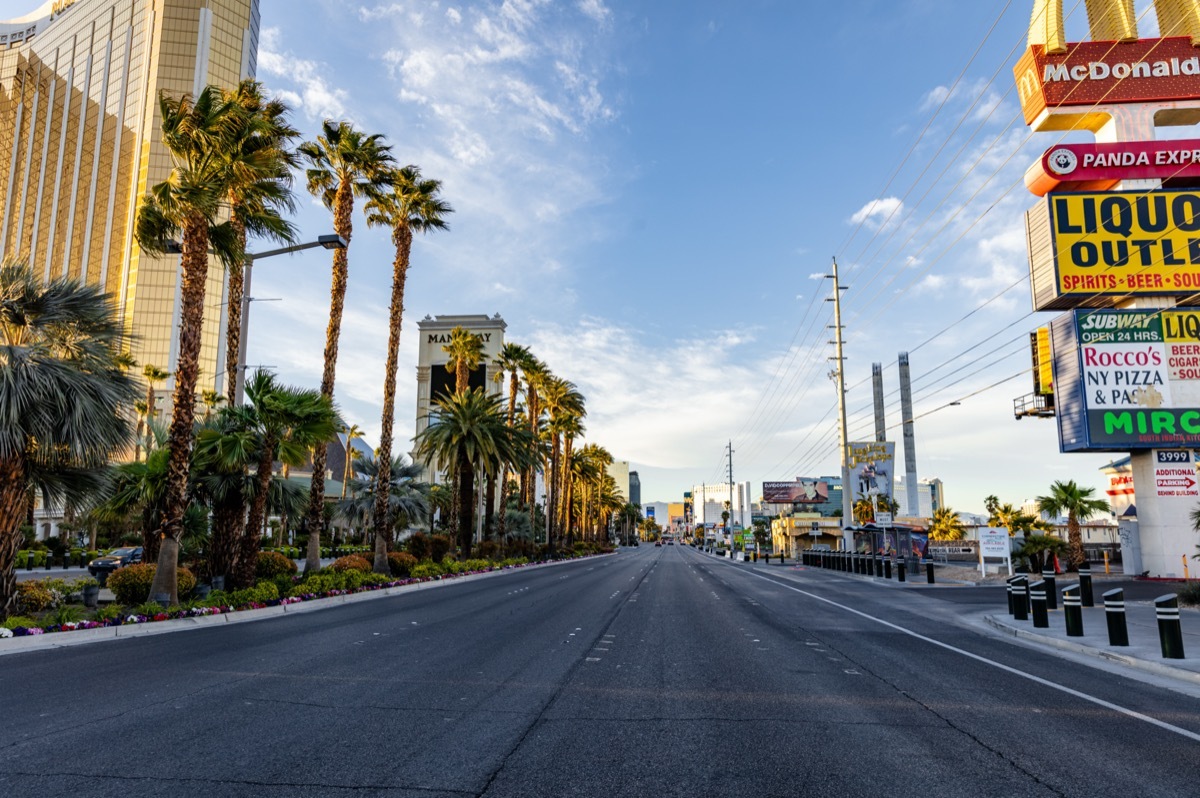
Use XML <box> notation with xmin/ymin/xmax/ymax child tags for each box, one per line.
<box><xmin>1026</xmin><ymin>189</ymin><xmax>1200</xmax><ymax>310</ymax></box>
<box><xmin>1051</xmin><ymin>308</ymin><xmax>1200</xmax><ymax>451</ymax></box>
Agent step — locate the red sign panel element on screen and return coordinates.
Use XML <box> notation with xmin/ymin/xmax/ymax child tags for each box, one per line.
<box><xmin>1016</xmin><ymin>38</ymin><xmax>1200</xmax><ymax>124</ymax></box>
<box><xmin>1026</xmin><ymin>139</ymin><xmax>1200</xmax><ymax>196</ymax></box>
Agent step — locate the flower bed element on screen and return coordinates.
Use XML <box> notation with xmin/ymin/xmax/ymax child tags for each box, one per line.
<box><xmin>0</xmin><ymin>553</ymin><xmax>599</xmax><ymax>640</ymax></box>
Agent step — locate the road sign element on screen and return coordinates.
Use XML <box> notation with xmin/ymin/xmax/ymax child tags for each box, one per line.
<box><xmin>875</xmin><ymin>512</ymin><xmax>893</xmax><ymax>526</ymax></box>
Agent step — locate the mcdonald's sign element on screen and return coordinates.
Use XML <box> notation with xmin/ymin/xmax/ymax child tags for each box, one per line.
<box><xmin>1017</xmin><ymin>1</ymin><xmax>1200</xmax><ymax>127</ymax></box>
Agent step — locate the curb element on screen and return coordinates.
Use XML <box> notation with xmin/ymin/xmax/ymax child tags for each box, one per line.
<box><xmin>0</xmin><ymin>554</ymin><xmax>599</xmax><ymax>657</ymax></box>
<box><xmin>982</xmin><ymin>613</ymin><xmax>1200</xmax><ymax>687</ymax></box>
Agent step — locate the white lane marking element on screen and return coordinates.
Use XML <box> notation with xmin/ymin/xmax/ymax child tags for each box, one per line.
<box><xmin>587</xmin><ymin>657</ymin><xmax>601</xmax><ymax>662</ymax></box>
<box><xmin>594</xmin><ymin>648</ymin><xmax>610</xmax><ymax>652</ymax></box>
<box><xmin>743</xmin><ymin>569</ymin><xmax>1200</xmax><ymax>744</ymax></box>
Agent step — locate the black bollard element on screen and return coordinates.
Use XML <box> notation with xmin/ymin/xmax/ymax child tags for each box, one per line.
<box><xmin>63</xmin><ymin>552</ymin><xmax>71</xmax><ymax>570</ymax></box>
<box><xmin>897</xmin><ymin>560</ymin><xmax>906</xmax><ymax>582</ymax></box>
<box><xmin>875</xmin><ymin>555</ymin><xmax>883</xmax><ymax>578</ymax></box>
<box><xmin>1029</xmin><ymin>580</ymin><xmax>1049</xmax><ymax>628</ymax></box>
<box><xmin>1103</xmin><ymin>588</ymin><xmax>1129</xmax><ymax>647</ymax></box>
<box><xmin>1006</xmin><ymin>577</ymin><xmax>1018</xmax><ymax>616</ymax></box>
<box><xmin>1063</xmin><ymin>584</ymin><xmax>1083</xmax><ymax>637</ymax></box>
<box><xmin>753</xmin><ymin>551</ymin><xmax>758</xmax><ymax>563</ymax></box>
<box><xmin>1042</xmin><ymin>566</ymin><xmax>1057</xmax><ymax>611</ymax></box>
<box><xmin>926</xmin><ymin>562</ymin><xmax>935</xmax><ymax>584</ymax></box>
<box><xmin>1155</xmin><ymin>594</ymin><xmax>1186</xmax><ymax>659</ymax></box>
<box><xmin>1079</xmin><ymin>561</ymin><xmax>1094</xmax><ymax>607</ymax></box>
<box><xmin>780</xmin><ymin>551</ymin><xmax>784</xmax><ymax>564</ymax></box>
<box><xmin>1012</xmin><ymin>577</ymin><xmax>1028</xmax><ymax>621</ymax></box>
<box><xmin>884</xmin><ymin>558</ymin><xmax>892</xmax><ymax>580</ymax></box>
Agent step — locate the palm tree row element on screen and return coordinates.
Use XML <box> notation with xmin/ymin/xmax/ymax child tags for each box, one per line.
<box><xmin>415</xmin><ymin>337</ymin><xmax>625</xmax><ymax>557</ymax></box>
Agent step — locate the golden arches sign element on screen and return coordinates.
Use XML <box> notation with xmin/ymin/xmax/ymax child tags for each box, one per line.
<box><xmin>1029</xmin><ymin>0</ymin><xmax>1200</xmax><ymax>53</ymax></box>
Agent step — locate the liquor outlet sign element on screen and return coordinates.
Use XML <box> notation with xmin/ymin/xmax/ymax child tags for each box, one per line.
<box><xmin>1051</xmin><ymin>308</ymin><xmax>1200</xmax><ymax>451</ymax></box>
<box><xmin>1025</xmin><ymin>189</ymin><xmax>1200</xmax><ymax>310</ymax></box>
<box><xmin>1026</xmin><ymin>140</ymin><xmax>1200</xmax><ymax>196</ymax></box>
<box><xmin>1016</xmin><ymin>38</ymin><xmax>1200</xmax><ymax>125</ymax></box>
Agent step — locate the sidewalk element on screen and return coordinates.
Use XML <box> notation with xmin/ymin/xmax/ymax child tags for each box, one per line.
<box><xmin>985</xmin><ymin>597</ymin><xmax>1200</xmax><ymax>685</ymax></box>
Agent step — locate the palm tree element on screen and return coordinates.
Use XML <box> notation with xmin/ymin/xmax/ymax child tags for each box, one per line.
<box><xmin>0</xmin><ymin>262</ymin><xmax>138</xmax><ymax>619</ymax></box>
<box><xmin>414</xmin><ymin>389</ymin><xmax>528</xmax><ymax>558</ymax></box>
<box><xmin>236</xmin><ymin>370</ymin><xmax>338</xmax><ymax>586</ymax></box>
<box><xmin>219</xmin><ymin>80</ymin><xmax>299</xmax><ymax>403</ymax></box>
<box><xmin>519</xmin><ymin>357</ymin><xmax>549</xmax><ymax>527</ymax></box>
<box><xmin>340</xmin><ymin>424</ymin><xmax>364</xmax><ymax>500</ymax></box>
<box><xmin>541</xmin><ymin>376</ymin><xmax>584</xmax><ymax>549</ymax></box>
<box><xmin>491</xmin><ymin>342</ymin><xmax>532</xmax><ymax>540</ymax></box>
<box><xmin>364</xmin><ymin>165</ymin><xmax>451</xmax><ymax>573</ymax></box>
<box><xmin>443</xmin><ymin>326</ymin><xmax>485</xmax><ymax>394</ymax></box>
<box><xmin>852</xmin><ymin>498</ymin><xmax>875</xmax><ymax>526</ymax></box>
<box><xmin>298</xmin><ymin>120</ymin><xmax>395</xmax><ymax>569</ymax></box>
<box><xmin>928</xmin><ymin>507</ymin><xmax>966</xmax><ymax>541</ymax></box>
<box><xmin>201</xmin><ymin>389</ymin><xmax>224</xmax><ymax>420</ymax></box>
<box><xmin>135</xmin><ymin>84</ymin><xmax>294</xmax><ymax>604</ymax></box>
<box><xmin>1036</xmin><ymin>480</ymin><xmax>1109</xmax><ymax>569</ymax></box>
<box><xmin>137</xmin><ymin>364</ymin><xmax>169</xmax><ymax>460</ymax></box>
<box><xmin>336</xmin><ymin>452</ymin><xmax>430</xmax><ymax>544</ymax></box>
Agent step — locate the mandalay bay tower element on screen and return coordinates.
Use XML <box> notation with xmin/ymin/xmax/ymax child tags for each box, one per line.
<box><xmin>0</xmin><ymin>0</ymin><xmax>261</xmax><ymax>400</ymax></box>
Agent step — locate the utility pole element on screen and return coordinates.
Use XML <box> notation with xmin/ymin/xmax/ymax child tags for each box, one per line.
<box><xmin>827</xmin><ymin>257</ymin><xmax>854</xmax><ymax>552</ymax></box>
<box><xmin>726</xmin><ymin>440</ymin><xmax>735</xmax><ymax>557</ymax></box>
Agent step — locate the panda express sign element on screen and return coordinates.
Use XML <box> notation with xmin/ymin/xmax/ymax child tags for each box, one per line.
<box><xmin>1026</xmin><ymin>139</ymin><xmax>1200</xmax><ymax>196</ymax></box>
<box><xmin>1016</xmin><ymin>37</ymin><xmax>1200</xmax><ymax>125</ymax></box>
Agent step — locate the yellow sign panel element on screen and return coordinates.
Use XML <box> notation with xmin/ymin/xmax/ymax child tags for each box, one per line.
<box><xmin>1033</xmin><ymin>327</ymin><xmax>1053</xmax><ymax>395</ymax></box>
<box><xmin>1049</xmin><ymin>190</ymin><xmax>1200</xmax><ymax>299</ymax></box>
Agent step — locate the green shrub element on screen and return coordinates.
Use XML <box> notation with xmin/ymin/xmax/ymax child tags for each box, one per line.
<box><xmin>132</xmin><ymin>601</ymin><xmax>168</xmax><ymax>615</ymax></box>
<box><xmin>462</xmin><ymin>559</ymin><xmax>491</xmax><ymax>572</ymax></box>
<box><xmin>85</xmin><ymin>550</ymin><xmax>101</xmax><ymax>561</ymax></box>
<box><xmin>1177</xmin><ymin>581</ymin><xmax>1200</xmax><ymax>608</ymax></box>
<box><xmin>362</xmin><ymin>573</ymin><xmax>391</xmax><ymax>586</ymax></box>
<box><xmin>331</xmin><ymin>554</ymin><xmax>371</xmax><ymax>573</ymax></box>
<box><xmin>228</xmin><ymin>582</ymin><xmax>280</xmax><ymax>607</ymax></box>
<box><xmin>477</xmin><ymin>540</ymin><xmax>499</xmax><ymax>559</ymax></box>
<box><xmin>429</xmin><ymin>534</ymin><xmax>451</xmax><ymax>563</ymax></box>
<box><xmin>256</xmin><ymin>551</ymin><xmax>299</xmax><ymax>580</ymax></box>
<box><xmin>47</xmin><ymin>605</ymin><xmax>85</xmax><ymax>626</ymax></box>
<box><xmin>177</xmin><ymin>568</ymin><xmax>196</xmax><ymax>598</ymax></box>
<box><xmin>289</xmin><ymin>574</ymin><xmax>336</xmax><ymax>597</ymax></box>
<box><xmin>406</xmin><ymin>533</ymin><xmax>429</xmax><ymax>561</ymax></box>
<box><xmin>15</xmin><ymin>581</ymin><xmax>57</xmax><ymax>613</ymax></box>
<box><xmin>107</xmin><ymin>564</ymin><xmax>157</xmax><ymax>605</ymax></box>
<box><xmin>2</xmin><ymin>615</ymin><xmax>40</xmax><ymax>630</ymax></box>
<box><xmin>388</xmin><ymin>551</ymin><xmax>418</xmax><ymax>577</ymax></box>
<box><xmin>411</xmin><ymin>562</ymin><xmax>443</xmax><ymax>578</ymax></box>
<box><xmin>93</xmin><ymin>605</ymin><xmax>124</xmax><ymax>622</ymax></box>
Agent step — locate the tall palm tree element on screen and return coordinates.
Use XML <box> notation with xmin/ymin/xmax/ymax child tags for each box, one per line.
<box><xmin>236</xmin><ymin>370</ymin><xmax>338</xmax><ymax>587</ymax></box>
<box><xmin>491</xmin><ymin>342</ymin><xmax>531</xmax><ymax>541</ymax></box>
<box><xmin>298</xmin><ymin>120</ymin><xmax>395</xmax><ymax>570</ymax></box>
<box><xmin>137</xmin><ymin>364</ymin><xmax>169</xmax><ymax>460</ymax></box>
<box><xmin>414</xmin><ymin>389</ymin><xmax>528</xmax><ymax>558</ymax></box>
<box><xmin>519</xmin><ymin>358</ymin><xmax>549</xmax><ymax>517</ymax></box>
<box><xmin>443</xmin><ymin>326</ymin><xmax>485</xmax><ymax>394</ymax></box>
<box><xmin>540</xmin><ymin>376</ymin><xmax>584</xmax><ymax>549</ymax></box>
<box><xmin>0</xmin><ymin>262</ymin><xmax>138</xmax><ymax>619</ymax></box>
<box><xmin>219</xmin><ymin>80</ymin><xmax>299</xmax><ymax>403</ymax></box>
<box><xmin>928</xmin><ymin>507</ymin><xmax>966</xmax><ymax>541</ymax></box>
<box><xmin>1036</xmin><ymin>480</ymin><xmax>1109</xmax><ymax>569</ymax></box>
<box><xmin>340</xmin><ymin>424</ymin><xmax>364</xmax><ymax>500</ymax></box>
<box><xmin>364</xmin><ymin>165</ymin><xmax>451</xmax><ymax>573</ymax></box>
<box><xmin>135</xmin><ymin>84</ymin><xmax>293</xmax><ymax>604</ymax></box>
<box><xmin>556</xmin><ymin>412</ymin><xmax>585</xmax><ymax>542</ymax></box>
<box><xmin>201</xmin><ymin>389</ymin><xmax>224</xmax><ymax>420</ymax></box>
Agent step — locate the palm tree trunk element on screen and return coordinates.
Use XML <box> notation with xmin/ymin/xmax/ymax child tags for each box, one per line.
<box><xmin>372</xmin><ymin>227</ymin><xmax>411</xmax><ymax>574</ymax></box>
<box><xmin>0</xmin><ymin>457</ymin><xmax>28</xmax><ymax>620</ymax></box>
<box><xmin>306</xmin><ymin>183</ymin><xmax>354</xmax><ymax>569</ymax></box>
<box><xmin>457</xmin><ymin>450</ymin><xmax>474</xmax><ymax>558</ymax></box>
<box><xmin>209</xmin><ymin>497</ymin><xmax>243</xmax><ymax>582</ymax></box>
<box><xmin>224</xmin><ymin>215</ymin><xmax>247</xmax><ymax>403</ymax></box>
<box><xmin>484</xmin><ymin>472</ymin><xmax>496</xmax><ymax>538</ymax></box>
<box><xmin>1067</xmin><ymin>516</ymin><xmax>1085</xmax><ymax>569</ymax></box>
<box><xmin>238</xmin><ymin>432</ymin><xmax>278</xmax><ymax>588</ymax></box>
<box><xmin>148</xmin><ymin>217</ymin><xmax>210</xmax><ymax>606</ymax></box>
<box><xmin>548</xmin><ymin>434</ymin><xmax>561</xmax><ymax>551</ymax></box>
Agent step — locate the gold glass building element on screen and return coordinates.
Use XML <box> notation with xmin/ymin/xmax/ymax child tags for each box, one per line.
<box><xmin>0</xmin><ymin>0</ymin><xmax>261</xmax><ymax>401</ymax></box>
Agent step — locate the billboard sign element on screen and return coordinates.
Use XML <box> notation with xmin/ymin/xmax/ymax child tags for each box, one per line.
<box><xmin>847</xmin><ymin>441</ymin><xmax>895</xmax><ymax>504</ymax></box>
<box><xmin>761</xmin><ymin>479</ymin><xmax>829</xmax><ymax>504</ymax></box>
<box><xmin>1015</xmin><ymin>38</ymin><xmax>1200</xmax><ymax>125</ymax></box>
<box><xmin>1026</xmin><ymin>140</ymin><xmax>1200</xmax><ymax>196</ymax></box>
<box><xmin>1026</xmin><ymin>189</ymin><xmax>1200</xmax><ymax>310</ymax></box>
<box><xmin>1154</xmin><ymin>450</ymin><xmax>1199</xmax><ymax>497</ymax></box>
<box><xmin>1052</xmin><ymin>308</ymin><xmax>1200</xmax><ymax>451</ymax></box>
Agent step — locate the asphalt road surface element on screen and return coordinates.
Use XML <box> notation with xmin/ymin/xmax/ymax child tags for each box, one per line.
<box><xmin>3</xmin><ymin>545</ymin><xmax>1199</xmax><ymax>797</ymax></box>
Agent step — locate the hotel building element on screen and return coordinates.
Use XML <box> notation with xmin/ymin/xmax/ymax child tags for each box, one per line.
<box><xmin>0</xmin><ymin>0</ymin><xmax>261</xmax><ymax>406</ymax></box>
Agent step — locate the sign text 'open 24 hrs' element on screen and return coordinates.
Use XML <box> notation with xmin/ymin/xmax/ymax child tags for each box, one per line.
<box><xmin>1052</xmin><ymin>308</ymin><xmax>1200</xmax><ymax>451</ymax></box>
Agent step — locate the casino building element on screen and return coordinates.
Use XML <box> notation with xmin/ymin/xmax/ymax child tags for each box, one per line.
<box><xmin>0</xmin><ymin>0</ymin><xmax>261</xmax><ymax>403</ymax></box>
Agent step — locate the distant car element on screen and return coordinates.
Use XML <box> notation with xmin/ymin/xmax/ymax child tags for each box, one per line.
<box><xmin>667</xmin><ymin>540</ymin><xmax>674</xmax><ymax>545</ymax></box>
<box><xmin>654</xmin><ymin>541</ymin><xmax>662</xmax><ymax>547</ymax></box>
<box><xmin>88</xmin><ymin>547</ymin><xmax>143</xmax><ymax>583</ymax></box>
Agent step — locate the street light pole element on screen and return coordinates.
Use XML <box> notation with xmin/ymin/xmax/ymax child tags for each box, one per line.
<box><xmin>232</xmin><ymin>234</ymin><xmax>346</xmax><ymax>404</ymax></box>
<box><xmin>827</xmin><ymin>257</ymin><xmax>853</xmax><ymax>552</ymax></box>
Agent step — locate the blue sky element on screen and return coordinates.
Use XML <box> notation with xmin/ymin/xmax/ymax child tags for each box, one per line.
<box><xmin>14</xmin><ymin>0</ymin><xmax>1153</xmax><ymax>513</ymax></box>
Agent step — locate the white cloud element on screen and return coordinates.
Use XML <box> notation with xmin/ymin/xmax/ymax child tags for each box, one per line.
<box><xmin>849</xmin><ymin>197</ymin><xmax>903</xmax><ymax>228</ymax></box>
<box><xmin>258</xmin><ymin>28</ymin><xmax>348</xmax><ymax>121</ymax></box>
<box><xmin>577</xmin><ymin>0</ymin><xmax>610</xmax><ymax>24</ymax></box>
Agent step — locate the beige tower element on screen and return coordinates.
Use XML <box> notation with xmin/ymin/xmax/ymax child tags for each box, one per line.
<box><xmin>414</xmin><ymin>314</ymin><xmax>507</xmax><ymax>480</ymax></box>
<box><xmin>0</xmin><ymin>0</ymin><xmax>261</xmax><ymax>409</ymax></box>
